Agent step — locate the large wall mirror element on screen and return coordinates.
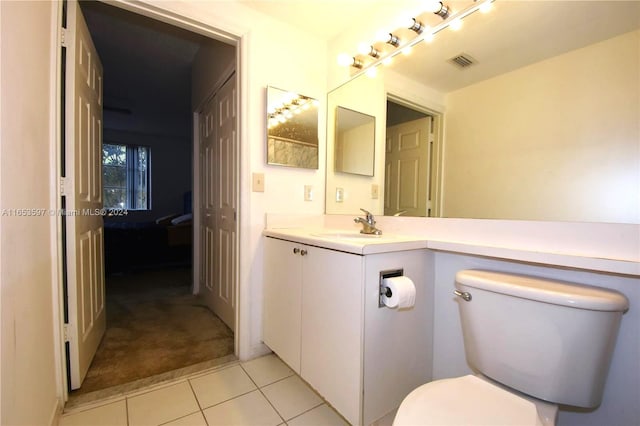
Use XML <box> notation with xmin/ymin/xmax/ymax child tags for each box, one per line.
<box><xmin>267</xmin><ymin>86</ymin><xmax>319</xmax><ymax>169</ymax></box>
<box><xmin>325</xmin><ymin>1</ymin><xmax>640</xmax><ymax>223</ymax></box>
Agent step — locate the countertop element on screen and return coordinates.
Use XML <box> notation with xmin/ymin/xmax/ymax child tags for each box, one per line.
<box><xmin>262</xmin><ymin>228</ymin><xmax>428</xmax><ymax>255</ymax></box>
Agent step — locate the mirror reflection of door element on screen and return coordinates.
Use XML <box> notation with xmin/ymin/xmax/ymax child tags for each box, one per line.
<box><xmin>384</xmin><ymin>100</ymin><xmax>438</xmax><ymax>217</ymax></box>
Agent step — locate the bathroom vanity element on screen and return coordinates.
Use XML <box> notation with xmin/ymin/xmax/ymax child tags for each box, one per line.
<box><xmin>263</xmin><ymin>229</ymin><xmax>432</xmax><ymax>425</ymax></box>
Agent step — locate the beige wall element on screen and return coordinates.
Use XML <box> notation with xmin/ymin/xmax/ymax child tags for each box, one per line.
<box><xmin>443</xmin><ymin>30</ymin><xmax>640</xmax><ymax>223</ymax></box>
<box><xmin>0</xmin><ymin>1</ymin><xmax>60</xmax><ymax>425</ymax></box>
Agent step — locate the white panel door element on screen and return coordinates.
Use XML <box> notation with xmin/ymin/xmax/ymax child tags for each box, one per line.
<box><xmin>214</xmin><ymin>74</ymin><xmax>237</xmax><ymax>331</ymax></box>
<box><xmin>199</xmin><ymin>74</ymin><xmax>237</xmax><ymax>331</ymax></box>
<box><xmin>199</xmin><ymin>97</ymin><xmax>217</xmax><ymax>318</ymax></box>
<box><xmin>384</xmin><ymin>117</ymin><xmax>431</xmax><ymax>217</ymax></box>
<box><xmin>65</xmin><ymin>0</ymin><xmax>106</xmax><ymax>390</ymax></box>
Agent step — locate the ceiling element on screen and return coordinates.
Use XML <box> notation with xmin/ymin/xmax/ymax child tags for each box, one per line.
<box><xmin>240</xmin><ymin>0</ymin><xmax>392</xmax><ymax>40</ymax></box>
<box><xmin>384</xmin><ymin>0</ymin><xmax>640</xmax><ymax>93</ymax></box>
<box><xmin>243</xmin><ymin>0</ymin><xmax>640</xmax><ymax>94</ymax></box>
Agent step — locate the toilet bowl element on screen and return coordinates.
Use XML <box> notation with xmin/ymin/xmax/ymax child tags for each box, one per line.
<box><xmin>393</xmin><ymin>375</ymin><xmax>557</xmax><ymax>426</ymax></box>
<box><xmin>393</xmin><ymin>270</ymin><xmax>628</xmax><ymax>426</ymax></box>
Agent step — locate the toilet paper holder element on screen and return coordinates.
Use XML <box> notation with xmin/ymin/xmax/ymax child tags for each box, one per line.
<box><xmin>379</xmin><ymin>268</ymin><xmax>404</xmax><ymax>308</ymax></box>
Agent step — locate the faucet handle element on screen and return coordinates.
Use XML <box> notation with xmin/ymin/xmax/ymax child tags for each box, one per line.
<box><xmin>359</xmin><ymin>208</ymin><xmax>375</xmax><ymax>224</ymax></box>
<box><xmin>360</xmin><ymin>208</ymin><xmax>373</xmax><ymax>218</ymax></box>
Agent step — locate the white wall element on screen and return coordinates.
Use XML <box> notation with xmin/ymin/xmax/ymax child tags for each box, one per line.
<box><xmin>0</xmin><ymin>1</ymin><xmax>61</xmax><ymax>424</ymax></box>
<box><xmin>443</xmin><ymin>30</ymin><xmax>640</xmax><ymax>223</ymax></box>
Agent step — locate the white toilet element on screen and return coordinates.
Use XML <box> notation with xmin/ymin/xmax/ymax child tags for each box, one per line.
<box><xmin>394</xmin><ymin>269</ymin><xmax>629</xmax><ymax>426</ymax></box>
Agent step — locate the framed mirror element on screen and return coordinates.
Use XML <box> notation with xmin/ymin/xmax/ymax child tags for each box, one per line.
<box><xmin>266</xmin><ymin>86</ymin><xmax>319</xmax><ymax>169</ymax></box>
<box><xmin>334</xmin><ymin>106</ymin><xmax>375</xmax><ymax>176</ymax></box>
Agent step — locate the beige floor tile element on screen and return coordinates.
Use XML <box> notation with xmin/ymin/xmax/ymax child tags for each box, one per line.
<box><xmin>202</xmin><ymin>390</ymin><xmax>282</xmax><ymax>425</ymax></box>
<box><xmin>59</xmin><ymin>400</ymin><xmax>127</xmax><ymax>426</ymax></box>
<box><xmin>127</xmin><ymin>381</ymin><xmax>200</xmax><ymax>426</ymax></box>
<box><xmin>162</xmin><ymin>411</ymin><xmax>208</xmax><ymax>426</ymax></box>
<box><xmin>287</xmin><ymin>404</ymin><xmax>350</xmax><ymax>426</ymax></box>
<box><xmin>189</xmin><ymin>364</ymin><xmax>256</xmax><ymax>409</ymax></box>
<box><xmin>241</xmin><ymin>354</ymin><xmax>294</xmax><ymax>387</ymax></box>
<box><xmin>261</xmin><ymin>375</ymin><xmax>322</xmax><ymax>420</ymax></box>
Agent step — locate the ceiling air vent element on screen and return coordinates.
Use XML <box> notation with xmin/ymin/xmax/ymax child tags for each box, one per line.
<box><xmin>449</xmin><ymin>54</ymin><xmax>476</xmax><ymax>69</ymax></box>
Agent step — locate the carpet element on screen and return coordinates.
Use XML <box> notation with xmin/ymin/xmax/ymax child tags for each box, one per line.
<box><xmin>72</xmin><ymin>267</ymin><xmax>234</xmax><ymax>395</ymax></box>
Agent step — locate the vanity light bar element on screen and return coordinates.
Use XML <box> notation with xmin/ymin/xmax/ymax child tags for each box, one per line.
<box><xmin>342</xmin><ymin>0</ymin><xmax>495</xmax><ymax>79</ymax></box>
<box><xmin>268</xmin><ymin>95</ymin><xmax>317</xmax><ymax>128</ymax></box>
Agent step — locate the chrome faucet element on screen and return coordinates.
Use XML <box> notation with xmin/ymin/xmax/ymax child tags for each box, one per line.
<box><xmin>354</xmin><ymin>208</ymin><xmax>382</xmax><ymax>235</ymax></box>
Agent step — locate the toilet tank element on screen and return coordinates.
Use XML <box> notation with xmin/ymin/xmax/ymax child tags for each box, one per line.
<box><xmin>455</xmin><ymin>270</ymin><xmax>629</xmax><ymax>408</ymax></box>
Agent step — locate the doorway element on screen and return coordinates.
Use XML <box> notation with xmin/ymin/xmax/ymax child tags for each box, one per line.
<box><xmin>64</xmin><ymin>0</ymin><xmax>240</xmax><ymax>400</ymax></box>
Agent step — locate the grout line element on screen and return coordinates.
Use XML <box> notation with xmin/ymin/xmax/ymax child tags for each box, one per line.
<box><xmin>239</xmin><ymin>363</ymin><xmax>286</xmax><ymax>424</ymax></box>
<box><xmin>285</xmin><ymin>402</ymin><xmax>325</xmax><ymax>423</ymax></box>
<box><xmin>187</xmin><ymin>379</ymin><xmax>204</xmax><ymax>412</ymax></box>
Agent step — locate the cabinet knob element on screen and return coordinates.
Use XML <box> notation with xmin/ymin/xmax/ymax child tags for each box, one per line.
<box><xmin>293</xmin><ymin>248</ymin><xmax>300</xmax><ymax>254</ymax></box>
<box><xmin>300</xmin><ymin>249</ymin><xmax>307</xmax><ymax>256</ymax></box>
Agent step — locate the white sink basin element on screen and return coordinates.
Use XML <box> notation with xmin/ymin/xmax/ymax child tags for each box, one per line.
<box><xmin>311</xmin><ymin>232</ymin><xmax>384</xmax><ymax>240</ymax></box>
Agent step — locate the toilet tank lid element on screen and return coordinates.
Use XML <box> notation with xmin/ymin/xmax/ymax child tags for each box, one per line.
<box><xmin>456</xmin><ymin>270</ymin><xmax>629</xmax><ymax>312</ymax></box>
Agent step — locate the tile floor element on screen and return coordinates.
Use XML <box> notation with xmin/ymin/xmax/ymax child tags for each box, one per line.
<box><xmin>60</xmin><ymin>354</ymin><xmax>350</xmax><ymax>426</ymax></box>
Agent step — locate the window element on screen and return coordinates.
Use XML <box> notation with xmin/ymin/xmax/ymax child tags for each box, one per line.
<box><xmin>102</xmin><ymin>143</ymin><xmax>150</xmax><ymax>210</ymax></box>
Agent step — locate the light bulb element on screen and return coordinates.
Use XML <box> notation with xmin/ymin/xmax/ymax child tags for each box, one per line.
<box><xmin>425</xmin><ymin>0</ymin><xmax>442</xmax><ymax>13</ymax></box>
<box><xmin>402</xmin><ymin>46</ymin><xmax>412</xmax><ymax>56</ymax></box>
<box><xmin>449</xmin><ymin>18</ymin><xmax>462</xmax><ymax>31</ymax></box>
<box><xmin>357</xmin><ymin>43</ymin><xmax>371</xmax><ymax>56</ymax></box>
<box><xmin>376</xmin><ymin>30</ymin><xmax>392</xmax><ymax>44</ymax></box>
<box><xmin>358</xmin><ymin>43</ymin><xmax>379</xmax><ymax>58</ymax></box>
<box><xmin>382</xmin><ymin>57</ymin><xmax>393</xmax><ymax>66</ymax></box>
<box><xmin>365</xmin><ymin>67</ymin><xmax>378</xmax><ymax>78</ymax></box>
<box><xmin>337</xmin><ymin>53</ymin><xmax>353</xmax><ymax>67</ymax></box>
<box><xmin>479</xmin><ymin>1</ymin><xmax>493</xmax><ymax>13</ymax></box>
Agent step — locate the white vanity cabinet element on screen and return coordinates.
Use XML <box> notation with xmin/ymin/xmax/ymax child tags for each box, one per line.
<box><xmin>263</xmin><ymin>236</ymin><xmax>364</xmax><ymax>423</ymax></box>
<box><xmin>263</xmin><ymin>233</ymin><xmax>432</xmax><ymax>426</ymax></box>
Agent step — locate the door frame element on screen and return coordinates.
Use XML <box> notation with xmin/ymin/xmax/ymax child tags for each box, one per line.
<box><xmin>51</xmin><ymin>0</ymin><xmax>247</xmax><ymax>401</ymax></box>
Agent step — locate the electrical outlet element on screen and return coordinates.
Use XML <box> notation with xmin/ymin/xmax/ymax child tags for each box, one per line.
<box><xmin>304</xmin><ymin>185</ymin><xmax>313</xmax><ymax>201</ymax></box>
<box><xmin>371</xmin><ymin>184</ymin><xmax>379</xmax><ymax>199</ymax></box>
<box><xmin>252</xmin><ymin>173</ymin><xmax>265</xmax><ymax>192</ymax></box>
<box><xmin>336</xmin><ymin>187</ymin><xmax>344</xmax><ymax>203</ymax></box>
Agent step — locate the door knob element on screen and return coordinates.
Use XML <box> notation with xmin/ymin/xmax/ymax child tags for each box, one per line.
<box><xmin>293</xmin><ymin>248</ymin><xmax>300</xmax><ymax>254</ymax></box>
<box><xmin>300</xmin><ymin>249</ymin><xmax>307</xmax><ymax>256</ymax></box>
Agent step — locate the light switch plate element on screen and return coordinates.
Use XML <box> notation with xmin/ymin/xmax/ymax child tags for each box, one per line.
<box><xmin>304</xmin><ymin>185</ymin><xmax>313</xmax><ymax>201</ymax></box>
<box><xmin>336</xmin><ymin>187</ymin><xmax>344</xmax><ymax>203</ymax></box>
<box><xmin>371</xmin><ymin>184</ymin><xmax>379</xmax><ymax>199</ymax></box>
<box><xmin>252</xmin><ymin>173</ymin><xmax>265</xmax><ymax>192</ymax></box>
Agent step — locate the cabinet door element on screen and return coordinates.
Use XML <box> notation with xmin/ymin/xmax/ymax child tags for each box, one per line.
<box><xmin>301</xmin><ymin>247</ymin><xmax>364</xmax><ymax>425</ymax></box>
<box><xmin>263</xmin><ymin>237</ymin><xmax>302</xmax><ymax>373</ymax></box>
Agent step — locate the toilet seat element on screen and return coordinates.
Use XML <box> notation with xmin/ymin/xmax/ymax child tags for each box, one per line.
<box><xmin>393</xmin><ymin>375</ymin><xmax>554</xmax><ymax>426</ymax></box>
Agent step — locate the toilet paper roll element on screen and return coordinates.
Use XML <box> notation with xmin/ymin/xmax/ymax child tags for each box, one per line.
<box><xmin>382</xmin><ymin>276</ymin><xmax>416</xmax><ymax>309</ymax></box>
